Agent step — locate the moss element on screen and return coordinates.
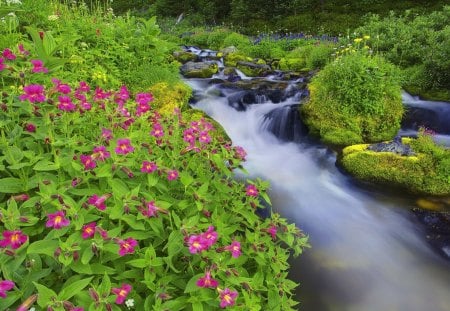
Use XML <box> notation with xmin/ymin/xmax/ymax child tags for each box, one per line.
<box><xmin>340</xmin><ymin>140</ymin><xmax>450</xmax><ymax>196</ymax></box>
<box><xmin>149</xmin><ymin>82</ymin><xmax>192</xmax><ymax>115</ymax></box>
<box><xmin>223</xmin><ymin>52</ymin><xmax>248</xmax><ymax>67</ymax></box>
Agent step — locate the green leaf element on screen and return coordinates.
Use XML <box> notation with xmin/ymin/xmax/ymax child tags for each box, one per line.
<box><xmin>108</xmin><ymin>178</ymin><xmax>129</xmax><ymax>198</ymax></box>
<box><xmin>184</xmin><ymin>274</ymin><xmax>203</xmax><ymax>293</ymax></box>
<box><xmin>126</xmin><ymin>258</ymin><xmax>147</xmax><ymax>268</ymax></box>
<box><xmin>33</xmin><ymin>159</ymin><xmax>60</xmax><ymax>171</ymax></box>
<box><xmin>27</xmin><ymin>240</ymin><xmax>59</xmax><ymax>257</ymax></box>
<box><xmin>97</xmin><ymin>273</ymin><xmax>111</xmax><ymax>296</ymax></box>
<box><xmin>0</xmin><ymin>177</ymin><xmax>24</xmax><ymax>193</ymax></box>
<box><xmin>180</xmin><ymin>172</ymin><xmax>194</xmax><ymax>187</ymax></box>
<box><xmin>81</xmin><ymin>247</ymin><xmax>94</xmax><ymax>265</ymax></box>
<box><xmin>59</xmin><ymin>277</ymin><xmax>93</xmax><ymax>300</ymax></box>
<box><xmin>33</xmin><ymin>282</ymin><xmax>57</xmax><ymax>308</ymax></box>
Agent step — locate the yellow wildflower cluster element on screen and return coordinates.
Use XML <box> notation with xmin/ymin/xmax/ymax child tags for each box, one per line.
<box><xmin>148</xmin><ymin>82</ymin><xmax>192</xmax><ymax>116</ymax></box>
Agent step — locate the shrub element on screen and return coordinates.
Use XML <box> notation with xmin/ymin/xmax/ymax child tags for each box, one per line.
<box><xmin>301</xmin><ymin>51</ymin><xmax>403</xmax><ymax>145</ymax></box>
<box><xmin>222</xmin><ymin>32</ymin><xmax>252</xmax><ymax>51</ymax></box>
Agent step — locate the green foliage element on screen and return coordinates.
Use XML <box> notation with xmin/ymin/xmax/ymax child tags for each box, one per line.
<box><xmin>222</xmin><ymin>32</ymin><xmax>252</xmax><ymax>51</ymax></box>
<box><xmin>355</xmin><ymin>6</ymin><xmax>450</xmax><ymax>99</ymax></box>
<box><xmin>340</xmin><ymin>132</ymin><xmax>450</xmax><ymax>195</ymax></box>
<box><xmin>302</xmin><ymin>50</ymin><xmax>403</xmax><ymax>145</ymax></box>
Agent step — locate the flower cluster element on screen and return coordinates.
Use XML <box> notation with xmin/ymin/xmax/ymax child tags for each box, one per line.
<box><xmin>183</xmin><ymin>118</ymin><xmax>214</xmax><ymax>152</ymax></box>
<box><xmin>187</xmin><ymin>226</ymin><xmax>218</xmax><ymax>254</ymax></box>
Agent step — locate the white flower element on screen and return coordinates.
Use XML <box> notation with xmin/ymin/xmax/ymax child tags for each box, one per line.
<box><xmin>125</xmin><ymin>298</ymin><xmax>135</xmax><ymax>308</ymax></box>
<box><xmin>6</xmin><ymin>0</ymin><xmax>22</xmax><ymax>4</ymax></box>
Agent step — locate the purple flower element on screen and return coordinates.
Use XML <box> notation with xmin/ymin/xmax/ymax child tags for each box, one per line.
<box><xmin>198</xmin><ymin>131</ymin><xmax>211</xmax><ymax>144</ymax></box>
<box><xmin>2</xmin><ymin>48</ymin><xmax>16</xmax><ymax>60</ymax></box>
<box><xmin>80</xmin><ymin>154</ymin><xmax>96</xmax><ymax>170</ymax></box>
<box><xmin>115</xmin><ymin>139</ymin><xmax>134</xmax><ymax>155</ymax></box>
<box><xmin>167</xmin><ymin>169</ymin><xmax>179</xmax><ymax>181</ymax></box>
<box><xmin>92</xmin><ymin>146</ymin><xmax>110</xmax><ymax>161</ymax></box>
<box><xmin>196</xmin><ymin>271</ymin><xmax>218</xmax><ymax>288</ymax></box>
<box><xmin>117</xmin><ymin>238</ymin><xmax>138</xmax><ymax>256</ymax></box>
<box><xmin>225</xmin><ymin>240</ymin><xmax>241</xmax><ymax>258</ymax></box>
<box><xmin>150</xmin><ymin>122</ymin><xmax>164</xmax><ymax>138</ymax></box>
<box><xmin>57</xmin><ymin>95</ymin><xmax>76</xmax><ymax>111</ymax></box>
<box><xmin>19</xmin><ymin>84</ymin><xmax>46</xmax><ymax>103</ymax></box>
<box><xmin>0</xmin><ymin>230</ymin><xmax>28</xmax><ymax>249</ymax></box>
<box><xmin>187</xmin><ymin>234</ymin><xmax>208</xmax><ymax>254</ymax></box>
<box><xmin>141</xmin><ymin>161</ymin><xmax>157</xmax><ymax>173</ymax></box>
<box><xmin>218</xmin><ymin>288</ymin><xmax>238</xmax><ymax>308</ymax></box>
<box><xmin>111</xmin><ymin>284</ymin><xmax>132</xmax><ymax>304</ymax></box>
<box><xmin>245</xmin><ymin>184</ymin><xmax>259</xmax><ymax>197</ymax></box>
<box><xmin>46</xmin><ymin>211</ymin><xmax>70</xmax><ymax>229</ymax></box>
<box><xmin>30</xmin><ymin>59</ymin><xmax>48</xmax><ymax>73</ymax></box>
<box><xmin>87</xmin><ymin>194</ymin><xmax>110</xmax><ymax>211</ymax></box>
<box><xmin>0</xmin><ymin>280</ymin><xmax>15</xmax><ymax>298</ymax></box>
<box><xmin>81</xmin><ymin>222</ymin><xmax>96</xmax><ymax>239</ymax></box>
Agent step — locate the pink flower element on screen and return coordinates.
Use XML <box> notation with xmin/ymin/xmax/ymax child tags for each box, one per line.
<box><xmin>117</xmin><ymin>238</ymin><xmax>138</xmax><ymax>256</ymax></box>
<box><xmin>2</xmin><ymin>48</ymin><xmax>16</xmax><ymax>60</ymax></box>
<box><xmin>94</xmin><ymin>86</ymin><xmax>111</xmax><ymax>101</ymax></box>
<box><xmin>80</xmin><ymin>154</ymin><xmax>96</xmax><ymax>170</ymax></box>
<box><xmin>135</xmin><ymin>92</ymin><xmax>153</xmax><ymax>105</ymax></box>
<box><xmin>111</xmin><ymin>284</ymin><xmax>132</xmax><ymax>304</ymax></box>
<box><xmin>0</xmin><ymin>58</ymin><xmax>5</xmax><ymax>71</ymax></box>
<box><xmin>101</xmin><ymin>128</ymin><xmax>113</xmax><ymax>141</ymax></box>
<box><xmin>198</xmin><ymin>131</ymin><xmax>211</xmax><ymax>144</ymax></box>
<box><xmin>267</xmin><ymin>225</ymin><xmax>277</xmax><ymax>240</ymax></box>
<box><xmin>141</xmin><ymin>161</ymin><xmax>157</xmax><ymax>173</ymax></box>
<box><xmin>18</xmin><ymin>44</ymin><xmax>30</xmax><ymax>56</ymax></box>
<box><xmin>135</xmin><ymin>101</ymin><xmax>150</xmax><ymax>116</ymax></box>
<box><xmin>76</xmin><ymin>81</ymin><xmax>90</xmax><ymax>93</ymax></box>
<box><xmin>30</xmin><ymin>59</ymin><xmax>48</xmax><ymax>73</ymax></box>
<box><xmin>245</xmin><ymin>184</ymin><xmax>259</xmax><ymax>197</ymax></box>
<box><xmin>167</xmin><ymin>169</ymin><xmax>179</xmax><ymax>181</ymax></box>
<box><xmin>80</xmin><ymin>101</ymin><xmax>92</xmax><ymax>111</ymax></box>
<box><xmin>19</xmin><ymin>84</ymin><xmax>46</xmax><ymax>103</ymax></box>
<box><xmin>187</xmin><ymin>235</ymin><xmax>207</xmax><ymax>254</ymax></box>
<box><xmin>0</xmin><ymin>280</ymin><xmax>15</xmax><ymax>298</ymax></box>
<box><xmin>57</xmin><ymin>95</ymin><xmax>76</xmax><ymax>111</ymax></box>
<box><xmin>234</xmin><ymin>146</ymin><xmax>247</xmax><ymax>161</ymax></box>
<box><xmin>81</xmin><ymin>222</ymin><xmax>96</xmax><ymax>239</ymax></box>
<box><xmin>114</xmin><ymin>85</ymin><xmax>130</xmax><ymax>105</ymax></box>
<box><xmin>115</xmin><ymin>139</ymin><xmax>134</xmax><ymax>155</ymax></box>
<box><xmin>141</xmin><ymin>201</ymin><xmax>158</xmax><ymax>218</ymax></box>
<box><xmin>52</xmin><ymin>78</ymin><xmax>72</xmax><ymax>94</ymax></box>
<box><xmin>183</xmin><ymin>128</ymin><xmax>196</xmax><ymax>145</ymax></box>
<box><xmin>25</xmin><ymin>123</ymin><xmax>36</xmax><ymax>133</ymax></box>
<box><xmin>0</xmin><ymin>230</ymin><xmax>28</xmax><ymax>249</ymax></box>
<box><xmin>150</xmin><ymin>122</ymin><xmax>164</xmax><ymax>138</ymax></box>
<box><xmin>225</xmin><ymin>241</ymin><xmax>241</xmax><ymax>258</ymax></box>
<box><xmin>92</xmin><ymin>146</ymin><xmax>110</xmax><ymax>161</ymax></box>
<box><xmin>201</xmin><ymin>226</ymin><xmax>218</xmax><ymax>247</ymax></box>
<box><xmin>196</xmin><ymin>271</ymin><xmax>218</xmax><ymax>288</ymax></box>
<box><xmin>87</xmin><ymin>194</ymin><xmax>110</xmax><ymax>211</ymax></box>
<box><xmin>46</xmin><ymin>210</ymin><xmax>70</xmax><ymax>229</ymax></box>
<box><xmin>218</xmin><ymin>288</ymin><xmax>238</xmax><ymax>308</ymax></box>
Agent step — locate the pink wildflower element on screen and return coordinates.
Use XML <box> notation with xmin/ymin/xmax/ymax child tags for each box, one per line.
<box><xmin>76</xmin><ymin>81</ymin><xmax>90</xmax><ymax>93</ymax></box>
<box><xmin>218</xmin><ymin>288</ymin><xmax>238</xmax><ymax>308</ymax></box>
<box><xmin>225</xmin><ymin>241</ymin><xmax>241</xmax><ymax>258</ymax></box>
<box><xmin>30</xmin><ymin>59</ymin><xmax>48</xmax><ymax>73</ymax></box>
<box><xmin>187</xmin><ymin>234</ymin><xmax>208</xmax><ymax>254</ymax></box>
<box><xmin>80</xmin><ymin>154</ymin><xmax>96</xmax><ymax>170</ymax></box>
<box><xmin>245</xmin><ymin>184</ymin><xmax>259</xmax><ymax>197</ymax></box>
<box><xmin>80</xmin><ymin>101</ymin><xmax>92</xmax><ymax>111</ymax></box>
<box><xmin>141</xmin><ymin>201</ymin><xmax>158</xmax><ymax>218</ymax></box>
<box><xmin>150</xmin><ymin>122</ymin><xmax>164</xmax><ymax>138</ymax></box>
<box><xmin>141</xmin><ymin>161</ymin><xmax>157</xmax><ymax>173</ymax></box>
<box><xmin>0</xmin><ymin>230</ymin><xmax>28</xmax><ymax>249</ymax></box>
<box><xmin>114</xmin><ymin>85</ymin><xmax>129</xmax><ymax>105</ymax></box>
<box><xmin>196</xmin><ymin>271</ymin><xmax>218</xmax><ymax>288</ymax></box>
<box><xmin>111</xmin><ymin>284</ymin><xmax>132</xmax><ymax>304</ymax></box>
<box><xmin>267</xmin><ymin>225</ymin><xmax>277</xmax><ymax>240</ymax></box>
<box><xmin>135</xmin><ymin>92</ymin><xmax>153</xmax><ymax>105</ymax></box>
<box><xmin>0</xmin><ymin>58</ymin><xmax>5</xmax><ymax>71</ymax></box>
<box><xmin>94</xmin><ymin>86</ymin><xmax>111</xmax><ymax>101</ymax></box>
<box><xmin>19</xmin><ymin>84</ymin><xmax>46</xmax><ymax>103</ymax></box>
<box><xmin>81</xmin><ymin>222</ymin><xmax>96</xmax><ymax>239</ymax></box>
<box><xmin>52</xmin><ymin>78</ymin><xmax>72</xmax><ymax>94</ymax></box>
<box><xmin>183</xmin><ymin>128</ymin><xmax>196</xmax><ymax>145</ymax></box>
<box><xmin>18</xmin><ymin>44</ymin><xmax>30</xmax><ymax>56</ymax></box>
<box><xmin>92</xmin><ymin>146</ymin><xmax>110</xmax><ymax>161</ymax></box>
<box><xmin>201</xmin><ymin>226</ymin><xmax>218</xmax><ymax>247</ymax></box>
<box><xmin>0</xmin><ymin>280</ymin><xmax>15</xmax><ymax>298</ymax></box>
<box><xmin>87</xmin><ymin>194</ymin><xmax>110</xmax><ymax>211</ymax></box>
<box><xmin>2</xmin><ymin>48</ymin><xmax>16</xmax><ymax>60</ymax></box>
<box><xmin>101</xmin><ymin>128</ymin><xmax>113</xmax><ymax>141</ymax></box>
<box><xmin>25</xmin><ymin>123</ymin><xmax>36</xmax><ymax>133</ymax></box>
<box><xmin>117</xmin><ymin>238</ymin><xmax>138</xmax><ymax>256</ymax></box>
<box><xmin>115</xmin><ymin>139</ymin><xmax>134</xmax><ymax>155</ymax></box>
<box><xmin>57</xmin><ymin>95</ymin><xmax>76</xmax><ymax>112</ymax></box>
<box><xmin>234</xmin><ymin>146</ymin><xmax>247</xmax><ymax>161</ymax></box>
<box><xmin>199</xmin><ymin>131</ymin><xmax>211</xmax><ymax>144</ymax></box>
<box><xmin>167</xmin><ymin>169</ymin><xmax>179</xmax><ymax>181</ymax></box>
<box><xmin>46</xmin><ymin>210</ymin><xmax>70</xmax><ymax>229</ymax></box>
<box><xmin>135</xmin><ymin>101</ymin><xmax>150</xmax><ymax>116</ymax></box>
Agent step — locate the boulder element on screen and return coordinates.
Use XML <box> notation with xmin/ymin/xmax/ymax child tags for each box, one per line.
<box><xmin>180</xmin><ymin>61</ymin><xmax>219</xmax><ymax>79</ymax></box>
<box><xmin>173</xmin><ymin>50</ymin><xmax>197</xmax><ymax>64</ymax></box>
<box><xmin>236</xmin><ymin>61</ymin><xmax>272</xmax><ymax>77</ymax></box>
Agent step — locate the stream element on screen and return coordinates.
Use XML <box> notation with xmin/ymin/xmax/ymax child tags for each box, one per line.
<box><xmin>183</xmin><ymin>68</ymin><xmax>450</xmax><ymax>311</ymax></box>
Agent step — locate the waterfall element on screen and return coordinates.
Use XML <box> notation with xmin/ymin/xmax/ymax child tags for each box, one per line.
<box><xmin>186</xmin><ymin>79</ymin><xmax>450</xmax><ymax>311</ymax></box>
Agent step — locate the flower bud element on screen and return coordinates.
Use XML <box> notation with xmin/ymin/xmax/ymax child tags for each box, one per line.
<box><xmin>89</xmin><ymin>288</ymin><xmax>99</xmax><ymax>302</ymax></box>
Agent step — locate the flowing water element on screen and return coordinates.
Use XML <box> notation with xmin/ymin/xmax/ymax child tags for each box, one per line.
<box><xmin>185</xmin><ymin>78</ymin><xmax>450</xmax><ymax>311</ymax></box>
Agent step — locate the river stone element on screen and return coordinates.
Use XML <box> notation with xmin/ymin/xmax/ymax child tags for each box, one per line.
<box><xmin>180</xmin><ymin>61</ymin><xmax>219</xmax><ymax>78</ymax></box>
<box><xmin>173</xmin><ymin>50</ymin><xmax>197</xmax><ymax>63</ymax></box>
<box><xmin>236</xmin><ymin>61</ymin><xmax>272</xmax><ymax>77</ymax></box>
<box><xmin>367</xmin><ymin>136</ymin><xmax>415</xmax><ymax>156</ymax></box>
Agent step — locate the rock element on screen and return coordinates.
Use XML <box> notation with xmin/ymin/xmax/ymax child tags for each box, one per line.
<box><xmin>236</xmin><ymin>61</ymin><xmax>272</xmax><ymax>77</ymax></box>
<box><xmin>413</xmin><ymin>207</ymin><xmax>450</xmax><ymax>260</ymax></box>
<box><xmin>173</xmin><ymin>50</ymin><xmax>197</xmax><ymax>64</ymax></box>
<box><xmin>180</xmin><ymin>61</ymin><xmax>219</xmax><ymax>78</ymax></box>
<box><xmin>367</xmin><ymin>136</ymin><xmax>415</xmax><ymax>156</ymax></box>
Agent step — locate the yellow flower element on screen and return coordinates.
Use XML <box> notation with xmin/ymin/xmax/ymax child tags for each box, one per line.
<box><xmin>354</xmin><ymin>38</ymin><xmax>363</xmax><ymax>43</ymax></box>
<box><xmin>363</xmin><ymin>35</ymin><xmax>370</xmax><ymax>40</ymax></box>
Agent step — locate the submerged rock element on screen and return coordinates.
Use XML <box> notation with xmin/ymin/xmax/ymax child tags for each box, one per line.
<box><xmin>367</xmin><ymin>136</ymin><xmax>415</xmax><ymax>156</ymax></box>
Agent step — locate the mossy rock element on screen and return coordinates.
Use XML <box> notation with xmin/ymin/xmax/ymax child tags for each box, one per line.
<box><xmin>236</xmin><ymin>61</ymin><xmax>272</xmax><ymax>77</ymax></box>
<box><xmin>340</xmin><ymin>141</ymin><xmax>450</xmax><ymax>196</ymax></box>
<box><xmin>278</xmin><ymin>58</ymin><xmax>307</xmax><ymax>71</ymax></box>
<box><xmin>173</xmin><ymin>50</ymin><xmax>197</xmax><ymax>64</ymax></box>
<box><xmin>223</xmin><ymin>52</ymin><xmax>248</xmax><ymax>67</ymax></box>
<box><xmin>180</xmin><ymin>61</ymin><xmax>219</xmax><ymax>79</ymax></box>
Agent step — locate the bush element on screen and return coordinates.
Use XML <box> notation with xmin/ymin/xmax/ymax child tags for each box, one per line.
<box><xmin>301</xmin><ymin>50</ymin><xmax>403</xmax><ymax>145</ymax></box>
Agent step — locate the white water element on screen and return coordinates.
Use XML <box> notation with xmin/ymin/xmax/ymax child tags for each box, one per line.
<box><xmin>188</xmin><ymin>80</ymin><xmax>450</xmax><ymax>311</ymax></box>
